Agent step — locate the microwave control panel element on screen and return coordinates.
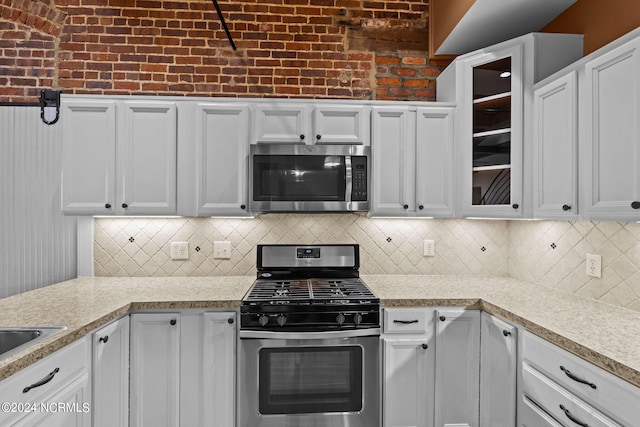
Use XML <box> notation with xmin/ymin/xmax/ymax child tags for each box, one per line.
<box><xmin>351</xmin><ymin>156</ymin><xmax>368</xmax><ymax>202</ymax></box>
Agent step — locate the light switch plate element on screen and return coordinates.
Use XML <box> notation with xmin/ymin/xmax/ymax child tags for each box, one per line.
<box><xmin>170</xmin><ymin>242</ymin><xmax>189</xmax><ymax>260</ymax></box>
<box><xmin>214</xmin><ymin>241</ymin><xmax>232</xmax><ymax>259</ymax></box>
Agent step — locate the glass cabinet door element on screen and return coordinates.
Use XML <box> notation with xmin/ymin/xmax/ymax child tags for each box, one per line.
<box><xmin>471</xmin><ymin>57</ymin><xmax>512</xmax><ymax>206</ymax></box>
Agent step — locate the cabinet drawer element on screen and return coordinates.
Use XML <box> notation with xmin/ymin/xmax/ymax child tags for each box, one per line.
<box><xmin>523</xmin><ymin>363</ymin><xmax>621</xmax><ymax>427</ymax></box>
<box><xmin>519</xmin><ymin>394</ymin><xmax>563</xmax><ymax>427</ymax></box>
<box><xmin>0</xmin><ymin>337</ymin><xmax>90</xmax><ymax>424</ymax></box>
<box><xmin>523</xmin><ymin>331</ymin><xmax>640</xmax><ymax>426</ymax></box>
<box><xmin>383</xmin><ymin>308</ymin><xmax>429</xmax><ymax>334</ymax></box>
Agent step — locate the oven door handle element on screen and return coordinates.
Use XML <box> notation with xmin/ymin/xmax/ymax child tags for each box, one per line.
<box><xmin>239</xmin><ymin>328</ymin><xmax>381</xmax><ymax>340</ymax></box>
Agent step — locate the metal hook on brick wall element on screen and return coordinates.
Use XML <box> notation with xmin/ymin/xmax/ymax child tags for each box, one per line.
<box><xmin>40</xmin><ymin>89</ymin><xmax>61</xmax><ymax>125</ymax></box>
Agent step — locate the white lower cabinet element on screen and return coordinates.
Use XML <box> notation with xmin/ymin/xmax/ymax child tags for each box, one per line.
<box><xmin>0</xmin><ymin>336</ymin><xmax>91</xmax><ymax>427</ymax></box>
<box><xmin>130</xmin><ymin>310</ymin><xmax>237</xmax><ymax>427</ymax></box>
<box><xmin>130</xmin><ymin>313</ymin><xmax>181</xmax><ymax>427</ymax></box>
<box><xmin>434</xmin><ymin>309</ymin><xmax>480</xmax><ymax>427</ymax></box>
<box><xmin>520</xmin><ymin>330</ymin><xmax>640</xmax><ymax>427</ymax></box>
<box><xmin>479</xmin><ymin>312</ymin><xmax>517</xmax><ymax>427</ymax></box>
<box><xmin>92</xmin><ymin>315</ymin><xmax>130</xmax><ymax>427</ymax></box>
<box><xmin>383</xmin><ymin>308</ymin><xmax>435</xmax><ymax>427</ymax></box>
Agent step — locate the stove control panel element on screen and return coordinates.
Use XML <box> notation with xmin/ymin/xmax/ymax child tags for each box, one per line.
<box><xmin>296</xmin><ymin>247</ymin><xmax>321</xmax><ymax>258</ymax></box>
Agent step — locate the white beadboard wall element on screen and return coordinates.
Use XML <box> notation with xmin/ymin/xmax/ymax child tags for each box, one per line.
<box><xmin>0</xmin><ymin>106</ymin><xmax>77</xmax><ymax>299</ymax></box>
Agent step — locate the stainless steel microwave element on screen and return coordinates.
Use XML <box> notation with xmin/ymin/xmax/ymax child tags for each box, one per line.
<box><xmin>249</xmin><ymin>144</ymin><xmax>370</xmax><ymax>213</ymax></box>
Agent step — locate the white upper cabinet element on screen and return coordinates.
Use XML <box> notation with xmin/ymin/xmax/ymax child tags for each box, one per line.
<box><xmin>61</xmin><ymin>97</ymin><xmax>177</xmax><ymax>215</ymax></box>
<box><xmin>312</xmin><ymin>104</ymin><xmax>370</xmax><ymax>145</ymax></box>
<box><xmin>194</xmin><ymin>103</ymin><xmax>250</xmax><ymax>216</ymax></box>
<box><xmin>119</xmin><ymin>101</ymin><xmax>177</xmax><ymax>215</ymax></box>
<box><xmin>533</xmin><ymin>71</ymin><xmax>579</xmax><ymax>219</ymax></box>
<box><xmin>251</xmin><ymin>104</ymin><xmax>312</xmax><ymax>144</ymax></box>
<box><xmin>61</xmin><ymin>99</ymin><xmax>117</xmax><ymax>215</ymax></box>
<box><xmin>371</xmin><ymin>107</ymin><xmax>416</xmax><ymax>216</ymax></box>
<box><xmin>438</xmin><ymin>33</ymin><xmax>583</xmax><ymax>218</ymax></box>
<box><xmin>416</xmin><ymin>107</ymin><xmax>455</xmax><ymax>217</ymax></box>
<box><xmin>371</xmin><ymin>105</ymin><xmax>455</xmax><ymax>217</ymax></box>
<box><xmin>252</xmin><ymin>103</ymin><xmax>370</xmax><ymax>145</ymax></box>
<box><xmin>581</xmin><ymin>36</ymin><xmax>640</xmax><ymax>220</ymax></box>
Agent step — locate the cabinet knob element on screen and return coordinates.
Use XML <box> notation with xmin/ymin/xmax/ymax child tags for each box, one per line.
<box><xmin>105</xmin><ymin>203</ymin><xmax>111</xmax><ymax>209</ymax></box>
<box><xmin>240</xmin><ymin>204</ymin><xmax>246</xmax><ymax>210</ymax></box>
<box><xmin>631</xmin><ymin>201</ymin><xmax>640</xmax><ymax>209</ymax></box>
<box><xmin>170</xmin><ymin>319</ymin><xmax>177</xmax><ymax>326</ymax></box>
<box><xmin>99</xmin><ymin>335</ymin><xmax>109</xmax><ymax>344</ymax></box>
<box><xmin>227</xmin><ymin>317</ymin><xmax>234</xmax><ymax>324</ymax></box>
<box><xmin>512</xmin><ymin>204</ymin><xmax>519</xmax><ymax>210</ymax></box>
<box><xmin>418</xmin><ymin>205</ymin><xmax>424</xmax><ymax>210</ymax></box>
<box><xmin>421</xmin><ymin>343</ymin><xmax>428</xmax><ymax>350</ymax></box>
<box><xmin>122</xmin><ymin>203</ymin><xmax>128</xmax><ymax>209</ymax></box>
<box><xmin>562</xmin><ymin>204</ymin><xmax>571</xmax><ymax>211</ymax></box>
<box><xmin>439</xmin><ymin>315</ymin><xmax>446</xmax><ymax>322</ymax></box>
<box><xmin>502</xmin><ymin>330</ymin><xmax>511</xmax><ymax>337</ymax></box>
<box><xmin>316</xmin><ymin>134</ymin><xmax>321</xmax><ymax>140</ymax></box>
<box><xmin>403</xmin><ymin>204</ymin><xmax>409</xmax><ymax>210</ymax></box>
<box><xmin>299</xmin><ymin>134</ymin><xmax>305</xmax><ymax>141</ymax></box>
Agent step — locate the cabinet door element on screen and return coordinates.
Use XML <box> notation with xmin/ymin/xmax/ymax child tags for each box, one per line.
<box><xmin>312</xmin><ymin>105</ymin><xmax>370</xmax><ymax>145</ymax></box>
<box><xmin>434</xmin><ymin>309</ymin><xmax>480</xmax><ymax>427</ymax></box>
<box><xmin>130</xmin><ymin>313</ymin><xmax>180</xmax><ymax>427</ymax></box>
<box><xmin>582</xmin><ymin>38</ymin><xmax>640</xmax><ymax>220</ymax></box>
<box><xmin>479</xmin><ymin>313</ymin><xmax>517</xmax><ymax>427</ymax></box>
<box><xmin>416</xmin><ymin>107</ymin><xmax>455</xmax><ymax>218</ymax></box>
<box><xmin>119</xmin><ymin>101</ymin><xmax>177</xmax><ymax>215</ymax></box>
<box><xmin>252</xmin><ymin>104</ymin><xmax>311</xmax><ymax>144</ymax></box>
<box><xmin>371</xmin><ymin>107</ymin><xmax>416</xmax><ymax>216</ymax></box>
<box><xmin>460</xmin><ymin>46</ymin><xmax>524</xmax><ymax>218</ymax></box>
<box><xmin>533</xmin><ymin>72</ymin><xmax>578</xmax><ymax>219</ymax></box>
<box><xmin>201</xmin><ymin>312</ymin><xmax>236</xmax><ymax>427</ymax></box>
<box><xmin>61</xmin><ymin>99</ymin><xmax>116</xmax><ymax>215</ymax></box>
<box><xmin>93</xmin><ymin>316</ymin><xmax>130</xmax><ymax>427</ymax></box>
<box><xmin>383</xmin><ymin>338</ymin><xmax>434</xmax><ymax>427</ymax></box>
<box><xmin>196</xmin><ymin>104</ymin><xmax>250</xmax><ymax>216</ymax></box>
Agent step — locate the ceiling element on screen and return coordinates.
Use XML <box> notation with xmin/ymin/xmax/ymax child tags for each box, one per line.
<box><xmin>435</xmin><ymin>0</ymin><xmax>578</xmax><ymax>55</ymax></box>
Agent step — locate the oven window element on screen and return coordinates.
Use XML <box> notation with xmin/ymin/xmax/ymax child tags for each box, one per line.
<box><xmin>253</xmin><ymin>155</ymin><xmax>346</xmax><ymax>201</ymax></box>
<box><xmin>258</xmin><ymin>346</ymin><xmax>363</xmax><ymax>415</ymax></box>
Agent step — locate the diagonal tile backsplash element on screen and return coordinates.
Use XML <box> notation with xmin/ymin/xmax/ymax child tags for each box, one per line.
<box><xmin>94</xmin><ymin>216</ymin><xmax>640</xmax><ymax>313</ymax></box>
<box><xmin>509</xmin><ymin>220</ymin><xmax>640</xmax><ymax>312</ymax></box>
<box><xmin>94</xmin><ymin>215</ymin><xmax>510</xmax><ymax>278</ymax></box>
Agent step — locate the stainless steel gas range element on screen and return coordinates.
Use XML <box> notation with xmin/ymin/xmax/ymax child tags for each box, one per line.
<box><xmin>238</xmin><ymin>244</ymin><xmax>381</xmax><ymax>427</ymax></box>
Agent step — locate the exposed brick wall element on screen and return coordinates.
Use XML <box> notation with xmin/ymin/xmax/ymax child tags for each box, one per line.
<box><xmin>1</xmin><ymin>0</ymin><xmax>450</xmax><ymax>103</ymax></box>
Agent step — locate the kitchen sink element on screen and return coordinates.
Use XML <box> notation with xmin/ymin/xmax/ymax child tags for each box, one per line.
<box><xmin>0</xmin><ymin>327</ymin><xmax>65</xmax><ymax>361</ymax></box>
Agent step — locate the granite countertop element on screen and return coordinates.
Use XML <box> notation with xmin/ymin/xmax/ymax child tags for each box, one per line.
<box><xmin>1</xmin><ymin>274</ymin><xmax>639</xmax><ymax>389</ymax></box>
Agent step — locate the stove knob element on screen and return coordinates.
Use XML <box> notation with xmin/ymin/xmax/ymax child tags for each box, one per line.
<box><xmin>353</xmin><ymin>313</ymin><xmax>363</xmax><ymax>326</ymax></box>
<box><xmin>336</xmin><ymin>313</ymin><xmax>346</xmax><ymax>326</ymax></box>
<box><xmin>277</xmin><ymin>314</ymin><xmax>287</xmax><ymax>327</ymax></box>
<box><xmin>258</xmin><ymin>315</ymin><xmax>269</xmax><ymax>327</ymax></box>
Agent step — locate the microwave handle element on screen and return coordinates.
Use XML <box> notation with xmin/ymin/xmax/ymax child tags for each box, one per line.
<box><xmin>345</xmin><ymin>155</ymin><xmax>353</xmax><ymax>203</ymax></box>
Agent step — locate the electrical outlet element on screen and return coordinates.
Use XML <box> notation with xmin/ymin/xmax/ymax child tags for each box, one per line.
<box><xmin>213</xmin><ymin>241</ymin><xmax>232</xmax><ymax>259</ymax></box>
<box><xmin>423</xmin><ymin>240</ymin><xmax>435</xmax><ymax>257</ymax></box>
<box><xmin>586</xmin><ymin>253</ymin><xmax>602</xmax><ymax>278</ymax></box>
<box><xmin>170</xmin><ymin>242</ymin><xmax>189</xmax><ymax>260</ymax></box>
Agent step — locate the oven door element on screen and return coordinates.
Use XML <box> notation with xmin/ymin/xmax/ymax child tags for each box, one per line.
<box><xmin>249</xmin><ymin>144</ymin><xmax>370</xmax><ymax>212</ymax></box>
<box><xmin>238</xmin><ymin>330</ymin><xmax>380</xmax><ymax>427</ymax></box>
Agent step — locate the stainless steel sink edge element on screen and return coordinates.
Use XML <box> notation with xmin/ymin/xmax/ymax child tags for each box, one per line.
<box><xmin>0</xmin><ymin>326</ymin><xmax>67</xmax><ymax>362</ymax></box>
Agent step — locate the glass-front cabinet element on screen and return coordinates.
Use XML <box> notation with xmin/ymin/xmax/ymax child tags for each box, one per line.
<box><xmin>437</xmin><ymin>33</ymin><xmax>584</xmax><ymax>218</ymax></box>
<box><xmin>471</xmin><ymin>56</ymin><xmax>517</xmax><ymax>208</ymax></box>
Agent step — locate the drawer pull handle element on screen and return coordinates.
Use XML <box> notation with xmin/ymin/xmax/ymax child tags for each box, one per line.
<box><xmin>23</xmin><ymin>367</ymin><xmax>60</xmax><ymax>393</ymax></box>
<box><xmin>502</xmin><ymin>330</ymin><xmax>512</xmax><ymax>337</ymax></box>
<box><xmin>560</xmin><ymin>366</ymin><xmax>597</xmax><ymax>389</ymax></box>
<box><xmin>393</xmin><ymin>319</ymin><xmax>419</xmax><ymax>325</ymax></box>
<box><xmin>559</xmin><ymin>404</ymin><xmax>590</xmax><ymax>427</ymax></box>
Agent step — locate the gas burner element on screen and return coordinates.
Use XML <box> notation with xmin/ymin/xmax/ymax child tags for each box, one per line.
<box><xmin>241</xmin><ymin>244</ymin><xmax>380</xmax><ymax>332</ymax></box>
